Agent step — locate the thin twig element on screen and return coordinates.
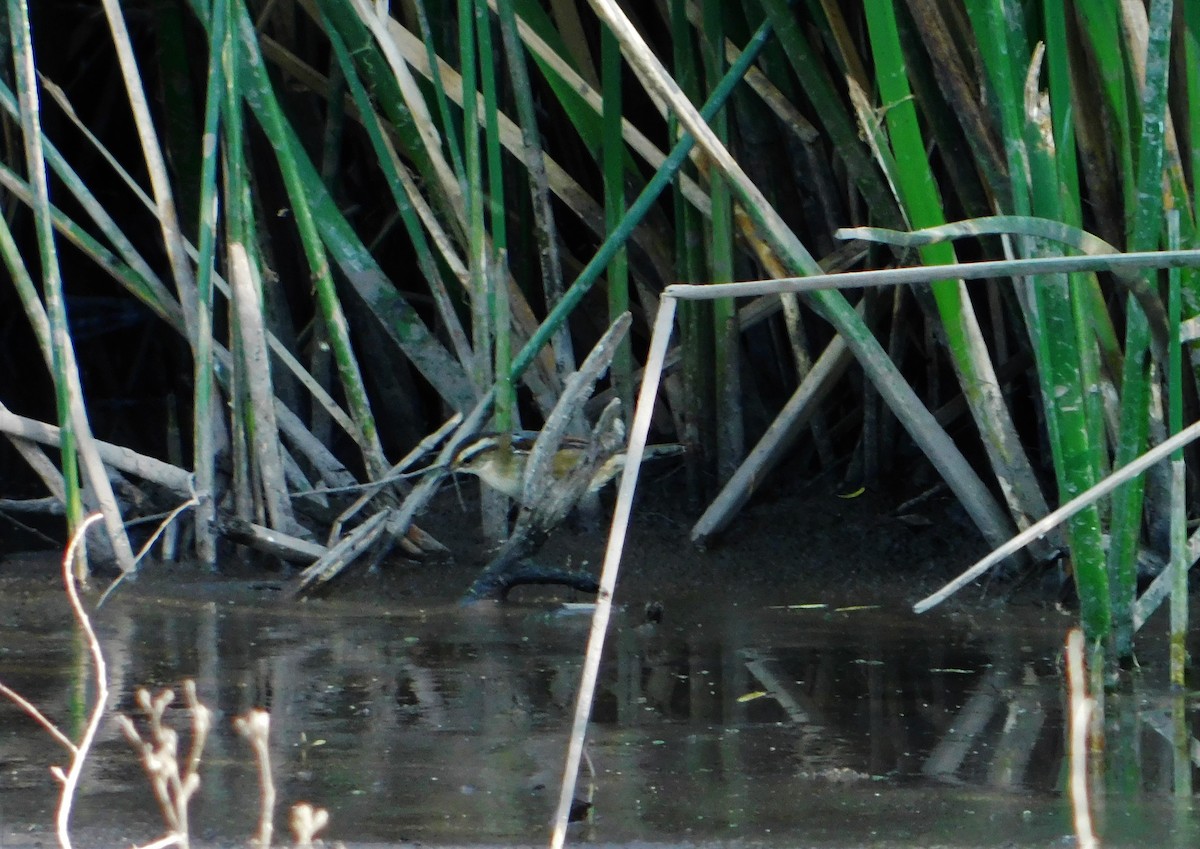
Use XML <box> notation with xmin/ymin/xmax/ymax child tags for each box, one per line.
<box><xmin>55</xmin><ymin>513</ymin><xmax>108</xmax><ymax>849</ymax></box>
<box><xmin>0</xmin><ymin>682</ymin><xmax>77</xmax><ymax>753</ymax></box>
<box><xmin>97</xmin><ymin>494</ymin><xmax>201</xmax><ymax>608</ymax></box>
<box><xmin>665</xmin><ymin>247</ymin><xmax>1200</xmax><ymax>298</ymax></box>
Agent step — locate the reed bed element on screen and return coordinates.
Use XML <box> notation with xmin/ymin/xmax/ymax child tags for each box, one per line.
<box><xmin>0</xmin><ymin>1</ymin><xmax>1198</xmax><ymax>669</ymax></box>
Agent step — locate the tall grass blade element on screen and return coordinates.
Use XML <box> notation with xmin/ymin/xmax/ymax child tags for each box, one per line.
<box><xmin>10</xmin><ymin>0</ymin><xmax>136</xmax><ymax>573</ymax></box>
<box><xmin>757</xmin><ymin>0</ymin><xmax>902</xmax><ymax>228</ymax></box>
<box><xmin>188</xmin><ymin>0</ymin><xmax>478</xmax><ymax>412</ymax></box>
<box><xmin>475</xmin><ymin>0</ymin><xmax>514</xmax><ymax>438</ymax></box>
<box><xmin>496</xmin><ymin>0</ymin><xmax>576</xmax><ymax>385</ymax></box>
<box><xmin>864</xmin><ymin>0</ymin><xmax>1052</xmax><ymax>548</ymax></box>
<box><xmin>1108</xmin><ymin>0</ymin><xmax>1174</xmax><ymax>651</ymax></box>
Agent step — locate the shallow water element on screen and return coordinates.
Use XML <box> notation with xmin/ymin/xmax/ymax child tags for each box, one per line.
<box><xmin>0</xmin><ymin>557</ymin><xmax>1196</xmax><ymax>848</ymax></box>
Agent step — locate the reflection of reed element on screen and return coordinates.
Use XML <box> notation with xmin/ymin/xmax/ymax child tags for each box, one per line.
<box><xmin>731</xmin><ymin>631</ymin><xmax>1072</xmax><ymax>792</ymax></box>
<box><xmin>1138</xmin><ymin>706</ymin><xmax>1200</xmax><ymax>771</ymax></box>
<box><xmin>923</xmin><ymin>665</ymin><xmax>1011</xmax><ymax>781</ymax></box>
<box><xmin>986</xmin><ymin>667</ymin><xmax>1047</xmax><ymax>787</ymax></box>
<box><xmin>18</xmin><ymin>592</ymin><xmax>1198</xmax><ymax>841</ymax></box>
<box><xmin>738</xmin><ymin>647</ymin><xmax>862</xmax><ymax>779</ymax></box>
<box><xmin>741</xmin><ymin>648</ymin><xmax>814</xmax><ymax>723</ymax></box>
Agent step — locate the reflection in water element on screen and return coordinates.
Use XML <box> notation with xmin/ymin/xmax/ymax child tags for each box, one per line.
<box><xmin>0</xmin><ymin>574</ymin><xmax>1195</xmax><ymax>847</ymax></box>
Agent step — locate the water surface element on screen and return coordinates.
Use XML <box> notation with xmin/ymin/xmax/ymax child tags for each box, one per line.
<box><xmin>0</xmin><ymin>556</ymin><xmax>1195</xmax><ymax>848</ymax></box>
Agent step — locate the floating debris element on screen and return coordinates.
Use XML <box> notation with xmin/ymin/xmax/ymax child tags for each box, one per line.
<box><xmin>736</xmin><ymin>691</ymin><xmax>769</xmax><ymax>703</ymax></box>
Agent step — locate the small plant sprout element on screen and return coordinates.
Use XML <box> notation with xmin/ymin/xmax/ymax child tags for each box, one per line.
<box><xmin>235</xmin><ymin>708</ymin><xmax>277</xmax><ymax>847</ymax></box>
<box><xmin>0</xmin><ymin>514</ymin><xmax>329</xmax><ymax>847</ymax></box>
<box><xmin>117</xmin><ymin>680</ymin><xmax>212</xmax><ymax>849</ymax></box>
<box><xmin>290</xmin><ymin>802</ymin><xmax>330</xmax><ymax>848</ymax></box>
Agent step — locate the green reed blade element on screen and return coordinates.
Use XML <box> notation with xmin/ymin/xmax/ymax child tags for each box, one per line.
<box><xmin>1167</xmin><ymin>213</ymin><xmax>1186</xmax><ymax>692</ymax></box>
<box><xmin>460</xmin><ymin>0</ymin><xmax>490</xmax><ymax>403</ymax></box>
<box><xmin>670</xmin><ymin>0</ymin><xmax>712</xmax><ymax>490</ymax></box>
<box><xmin>1188</xmin><ymin>7</ymin><xmax>1200</xmax><ymax>228</ymax></box>
<box><xmin>963</xmin><ymin>0</ymin><xmax>1031</xmax><ymax>217</ymax></box>
<box><xmin>475</xmin><ymin>0</ymin><xmax>513</xmax><ymax>432</ymax></box>
<box><xmin>0</xmin><ymin>77</ymin><xmax>181</xmax><ymax>322</ymax></box>
<box><xmin>1182</xmin><ymin>0</ymin><xmax>1200</xmax><ymax>334</ymax></box>
<box><xmin>10</xmin><ymin>0</ymin><xmax>140</xmax><ymax>572</ymax></box>
<box><xmin>230</xmin><ymin>3</ymin><xmax>387</xmax><ymax>478</ymax></box>
<box><xmin>1073</xmin><ymin>0</ymin><xmax>1136</xmax><ymax>221</ymax></box>
<box><xmin>865</xmin><ymin>0</ymin><xmax>1053</xmax><ymax>548</ymax></box>
<box><xmin>1109</xmin><ymin>0</ymin><xmax>1175</xmax><ymax>653</ymax></box>
<box><xmin>1025</xmin><ymin>133</ymin><xmax>1110</xmax><ymax>643</ymax></box>
<box><xmin>511</xmin><ymin>15</ymin><xmax>776</xmax><ymax>383</ymax></box>
<box><xmin>9</xmin><ymin>0</ymin><xmax>79</xmax><ymax>548</ymax></box>
<box><xmin>322</xmin><ymin>19</ymin><xmax>473</xmax><ymax>374</ymax></box>
<box><xmin>1043</xmin><ymin>0</ymin><xmax>1113</xmax><ymax>639</ymax></box>
<box><xmin>963</xmin><ymin>0</ymin><xmax>1116</xmax><ymax>640</ymax></box>
<box><xmin>510</xmin><ymin>0</ymin><xmax>604</xmax><ymax>156</ymax></box>
<box><xmin>496</xmin><ymin>0</ymin><xmax>575</xmax><ymax>385</ymax></box>
<box><xmin>187</xmin><ymin>0</ymin><xmax>477</xmax><ymax>413</ymax></box>
<box><xmin>1043</xmin><ymin>0</ymin><xmax>1109</xmax><ymax>486</ymax></box>
<box><xmin>414</xmin><ymin>0</ymin><xmax>467</xmax><ymax>189</ymax></box>
<box><xmin>313</xmin><ymin>0</ymin><xmax>461</xmax><ymax>226</ymax></box>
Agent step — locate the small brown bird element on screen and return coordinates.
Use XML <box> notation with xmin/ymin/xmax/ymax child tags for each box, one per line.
<box><xmin>451</xmin><ymin>432</ymin><xmax>683</xmax><ymax>502</ymax></box>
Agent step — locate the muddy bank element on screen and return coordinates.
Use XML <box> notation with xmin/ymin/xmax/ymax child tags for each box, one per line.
<box><xmin>372</xmin><ymin>477</ymin><xmax>995</xmax><ymax>610</ymax></box>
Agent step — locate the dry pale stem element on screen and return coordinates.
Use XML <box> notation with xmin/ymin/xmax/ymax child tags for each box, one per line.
<box><xmin>1065</xmin><ymin>630</ymin><xmax>1097</xmax><ymax>849</ymax></box>
<box><xmin>235</xmin><ymin>708</ymin><xmax>276</xmax><ymax>847</ymax></box>
<box><xmin>0</xmin><ymin>680</ymin><xmax>78</xmax><ymax>753</ymax></box>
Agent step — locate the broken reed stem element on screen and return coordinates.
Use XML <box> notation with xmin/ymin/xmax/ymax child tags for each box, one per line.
<box><xmin>550</xmin><ymin>297</ymin><xmax>677</xmax><ymax>849</ymax></box>
<box><xmin>915</xmin><ymin>415</ymin><xmax>1200</xmax><ymax>613</ymax></box>
<box><xmin>1065</xmin><ymin>629</ymin><xmax>1097</xmax><ymax>849</ymax></box>
<box><xmin>235</xmin><ymin>708</ymin><xmax>276</xmax><ymax>847</ymax></box>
